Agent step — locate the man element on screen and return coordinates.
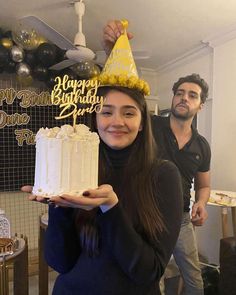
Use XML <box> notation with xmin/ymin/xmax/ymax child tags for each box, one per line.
<box><xmin>102</xmin><ymin>20</ymin><xmax>211</xmax><ymax>295</ymax></box>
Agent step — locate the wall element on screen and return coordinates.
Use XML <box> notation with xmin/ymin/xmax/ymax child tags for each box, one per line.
<box><xmin>211</xmin><ymin>38</ymin><xmax>236</xmax><ymax>191</ymax></box>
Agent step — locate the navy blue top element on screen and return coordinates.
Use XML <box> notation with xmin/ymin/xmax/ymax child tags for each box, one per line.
<box><xmin>45</xmin><ymin>159</ymin><xmax>183</xmax><ymax>295</ymax></box>
<box><xmin>152</xmin><ymin>115</ymin><xmax>211</xmax><ymax>212</ymax></box>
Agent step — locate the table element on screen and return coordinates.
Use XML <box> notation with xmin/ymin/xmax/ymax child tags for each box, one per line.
<box><xmin>207</xmin><ymin>190</ymin><xmax>236</xmax><ymax>239</ymax></box>
<box><xmin>0</xmin><ymin>236</ymin><xmax>28</xmax><ymax>295</ymax></box>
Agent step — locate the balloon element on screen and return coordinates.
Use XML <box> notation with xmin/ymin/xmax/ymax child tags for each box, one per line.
<box><xmin>62</xmin><ymin>68</ymin><xmax>79</xmax><ymax>81</ymax></box>
<box><xmin>4</xmin><ymin>60</ymin><xmax>16</xmax><ymax>73</ymax></box>
<box><xmin>0</xmin><ymin>45</ymin><xmax>10</xmax><ymax>67</ymax></box>
<box><xmin>0</xmin><ymin>38</ymin><xmax>13</xmax><ymax>49</ymax></box>
<box><xmin>89</xmin><ymin>64</ymin><xmax>101</xmax><ymax>78</ymax></box>
<box><xmin>12</xmin><ymin>23</ymin><xmax>40</xmax><ymax>50</ymax></box>
<box><xmin>33</xmin><ymin>64</ymin><xmax>48</xmax><ymax>81</ymax></box>
<box><xmin>16</xmin><ymin>74</ymin><xmax>33</xmax><ymax>87</ymax></box>
<box><xmin>16</xmin><ymin>62</ymin><xmax>31</xmax><ymax>77</ymax></box>
<box><xmin>46</xmin><ymin>71</ymin><xmax>58</xmax><ymax>89</ymax></box>
<box><xmin>37</xmin><ymin>35</ymin><xmax>47</xmax><ymax>46</ymax></box>
<box><xmin>54</xmin><ymin>45</ymin><xmax>66</xmax><ymax>63</ymax></box>
<box><xmin>11</xmin><ymin>45</ymin><xmax>25</xmax><ymax>63</ymax></box>
<box><xmin>0</xmin><ymin>28</ymin><xmax>3</xmax><ymax>38</ymax></box>
<box><xmin>25</xmin><ymin>51</ymin><xmax>37</xmax><ymax>67</ymax></box>
<box><xmin>36</xmin><ymin>43</ymin><xmax>57</xmax><ymax>67</ymax></box>
<box><xmin>71</xmin><ymin>61</ymin><xmax>94</xmax><ymax>78</ymax></box>
<box><xmin>3</xmin><ymin>31</ymin><xmax>12</xmax><ymax>39</ymax></box>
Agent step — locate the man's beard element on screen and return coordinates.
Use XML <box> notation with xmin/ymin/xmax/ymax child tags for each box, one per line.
<box><xmin>171</xmin><ymin>104</ymin><xmax>194</xmax><ymax>121</ymax></box>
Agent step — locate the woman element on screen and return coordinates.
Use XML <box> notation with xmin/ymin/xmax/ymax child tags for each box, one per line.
<box><xmin>22</xmin><ymin>86</ymin><xmax>182</xmax><ymax>295</ymax></box>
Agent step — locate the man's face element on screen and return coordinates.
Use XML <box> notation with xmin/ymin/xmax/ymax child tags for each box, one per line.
<box><xmin>171</xmin><ymin>82</ymin><xmax>203</xmax><ymax>121</ymax></box>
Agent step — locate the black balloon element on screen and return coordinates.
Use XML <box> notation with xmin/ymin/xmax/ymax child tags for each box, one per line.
<box><xmin>33</xmin><ymin>65</ymin><xmax>48</xmax><ymax>81</ymax></box>
<box><xmin>62</xmin><ymin>68</ymin><xmax>79</xmax><ymax>81</ymax></box>
<box><xmin>55</xmin><ymin>45</ymin><xmax>66</xmax><ymax>63</ymax></box>
<box><xmin>3</xmin><ymin>30</ymin><xmax>12</xmax><ymax>39</ymax></box>
<box><xmin>46</xmin><ymin>71</ymin><xmax>58</xmax><ymax>89</ymax></box>
<box><xmin>36</xmin><ymin>43</ymin><xmax>57</xmax><ymax>67</ymax></box>
<box><xmin>0</xmin><ymin>28</ymin><xmax>4</xmax><ymax>39</ymax></box>
<box><xmin>0</xmin><ymin>45</ymin><xmax>10</xmax><ymax>67</ymax></box>
<box><xmin>4</xmin><ymin>60</ymin><xmax>16</xmax><ymax>73</ymax></box>
<box><xmin>25</xmin><ymin>51</ymin><xmax>37</xmax><ymax>67</ymax></box>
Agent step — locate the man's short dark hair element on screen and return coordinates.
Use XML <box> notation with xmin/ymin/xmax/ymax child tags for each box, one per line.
<box><xmin>172</xmin><ymin>73</ymin><xmax>209</xmax><ymax>104</ymax></box>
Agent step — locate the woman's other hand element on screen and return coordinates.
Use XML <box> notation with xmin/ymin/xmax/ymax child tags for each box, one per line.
<box><xmin>50</xmin><ymin>184</ymin><xmax>119</xmax><ymax>212</ymax></box>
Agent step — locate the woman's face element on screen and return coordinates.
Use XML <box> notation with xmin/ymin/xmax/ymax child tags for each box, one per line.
<box><xmin>96</xmin><ymin>90</ymin><xmax>142</xmax><ymax>150</ymax></box>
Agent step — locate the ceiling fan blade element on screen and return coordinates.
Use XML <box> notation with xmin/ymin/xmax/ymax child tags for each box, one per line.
<box><xmin>94</xmin><ymin>50</ymin><xmax>107</xmax><ymax>65</ymax></box>
<box><xmin>94</xmin><ymin>50</ymin><xmax>150</xmax><ymax>65</ymax></box>
<box><xmin>133</xmin><ymin>50</ymin><xmax>150</xmax><ymax>60</ymax></box>
<box><xmin>49</xmin><ymin>59</ymin><xmax>77</xmax><ymax>71</ymax></box>
<box><xmin>20</xmin><ymin>16</ymin><xmax>76</xmax><ymax>51</ymax></box>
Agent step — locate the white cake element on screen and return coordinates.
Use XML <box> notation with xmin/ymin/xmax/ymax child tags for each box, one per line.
<box><xmin>32</xmin><ymin>124</ymin><xmax>99</xmax><ymax>197</ymax></box>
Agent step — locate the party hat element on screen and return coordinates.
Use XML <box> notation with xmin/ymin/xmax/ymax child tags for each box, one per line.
<box><xmin>96</xmin><ymin>20</ymin><xmax>150</xmax><ymax>96</ymax></box>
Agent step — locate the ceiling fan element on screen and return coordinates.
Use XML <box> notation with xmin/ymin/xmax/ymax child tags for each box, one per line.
<box><xmin>19</xmin><ymin>0</ymin><xmax>150</xmax><ymax>71</ymax></box>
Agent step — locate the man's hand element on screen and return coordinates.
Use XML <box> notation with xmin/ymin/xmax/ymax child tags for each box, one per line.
<box><xmin>102</xmin><ymin>20</ymin><xmax>133</xmax><ymax>55</ymax></box>
<box><xmin>191</xmin><ymin>201</ymin><xmax>208</xmax><ymax>226</ymax></box>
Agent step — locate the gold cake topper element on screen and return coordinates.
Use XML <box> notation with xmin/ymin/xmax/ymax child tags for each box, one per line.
<box><xmin>51</xmin><ymin>75</ymin><xmax>104</xmax><ymax>126</ymax></box>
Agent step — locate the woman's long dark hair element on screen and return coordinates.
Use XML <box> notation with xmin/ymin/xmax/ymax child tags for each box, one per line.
<box><xmin>75</xmin><ymin>86</ymin><xmax>164</xmax><ymax>256</ymax></box>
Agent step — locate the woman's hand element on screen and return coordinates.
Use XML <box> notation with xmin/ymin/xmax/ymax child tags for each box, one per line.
<box><xmin>21</xmin><ymin>185</ymin><xmax>49</xmax><ymax>203</ymax></box>
<box><xmin>102</xmin><ymin>20</ymin><xmax>133</xmax><ymax>55</ymax></box>
<box><xmin>50</xmin><ymin>184</ymin><xmax>119</xmax><ymax>212</ymax></box>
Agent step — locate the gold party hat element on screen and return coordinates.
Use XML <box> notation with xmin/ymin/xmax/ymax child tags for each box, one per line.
<box><xmin>96</xmin><ymin>20</ymin><xmax>150</xmax><ymax>96</ymax></box>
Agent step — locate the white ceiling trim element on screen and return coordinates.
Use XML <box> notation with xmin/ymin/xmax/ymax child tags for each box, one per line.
<box><xmin>202</xmin><ymin>23</ymin><xmax>236</xmax><ymax>48</ymax></box>
<box><xmin>156</xmin><ymin>43</ymin><xmax>212</xmax><ymax>74</ymax></box>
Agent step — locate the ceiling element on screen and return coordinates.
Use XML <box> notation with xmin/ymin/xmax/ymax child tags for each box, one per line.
<box><xmin>1</xmin><ymin>0</ymin><xmax>236</xmax><ymax>70</ymax></box>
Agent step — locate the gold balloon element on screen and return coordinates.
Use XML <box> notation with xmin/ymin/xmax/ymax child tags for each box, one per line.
<box><xmin>90</xmin><ymin>64</ymin><xmax>101</xmax><ymax>78</ymax></box>
<box><xmin>71</xmin><ymin>62</ymin><xmax>101</xmax><ymax>78</ymax></box>
<box><xmin>0</xmin><ymin>38</ymin><xmax>13</xmax><ymax>49</ymax></box>
<box><xmin>12</xmin><ymin>22</ymin><xmax>46</xmax><ymax>50</ymax></box>
<box><xmin>16</xmin><ymin>74</ymin><xmax>33</xmax><ymax>87</ymax></box>
<box><xmin>37</xmin><ymin>36</ymin><xmax>47</xmax><ymax>46</ymax></box>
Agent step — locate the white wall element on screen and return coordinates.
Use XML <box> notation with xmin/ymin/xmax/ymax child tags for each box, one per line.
<box><xmin>211</xmin><ymin>38</ymin><xmax>236</xmax><ymax>191</ymax></box>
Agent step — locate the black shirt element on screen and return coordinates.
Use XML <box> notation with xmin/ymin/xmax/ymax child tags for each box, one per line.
<box><xmin>152</xmin><ymin>115</ymin><xmax>211</xmax><ymax>212</ymax></box>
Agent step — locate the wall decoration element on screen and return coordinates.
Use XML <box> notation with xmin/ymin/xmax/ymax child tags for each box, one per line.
<box><xmin>0</xmin><ymin>25</ymin><xmax>101</xmax><ymax>87</ymax></box>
